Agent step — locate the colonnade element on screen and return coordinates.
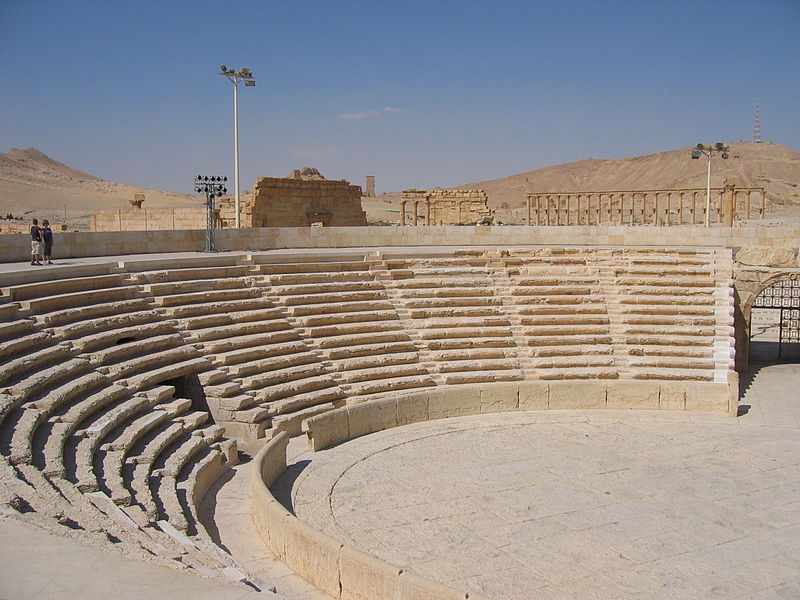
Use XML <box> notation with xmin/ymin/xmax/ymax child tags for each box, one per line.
<box><xmin>526</xmin><ymin>183</ymin><xmax>766</xmax><ymax>227</ymax></box>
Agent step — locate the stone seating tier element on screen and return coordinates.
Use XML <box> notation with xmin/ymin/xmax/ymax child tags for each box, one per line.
<box><xmin>0</xmin><ymin>245</ymin><xmax>737</xmax><ymax>592</ymax></box>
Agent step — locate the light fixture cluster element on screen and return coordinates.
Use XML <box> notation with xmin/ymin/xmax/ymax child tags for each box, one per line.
<box><xmin>194</xmin><ymin>175</ymin><xmax>228</xmax><ymax>197</ymax></box>
<box><xmin>691</xmin><ymin>142</ymin><xmax>729</xmax><ymax>160</ymax></box>
<box><xmin>219</xmin><ymin>66</ymin><xmax>255</xmax><ymax>86</ymax></box>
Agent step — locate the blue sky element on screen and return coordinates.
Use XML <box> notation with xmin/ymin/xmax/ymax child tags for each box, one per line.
<box><xmin>1</xmin><ymin>0</ymin><xmax>798</xmax><ymax>194</ymax></box>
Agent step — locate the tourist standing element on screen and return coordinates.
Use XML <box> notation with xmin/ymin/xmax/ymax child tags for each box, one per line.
<box><xmin>30</xmin><ymin>218</ymin><xmax>43</xmax><ymax>266</ymax></box>
<box><xmin>41</xmin><ymin>220</ymin><xmax>54</xmax><ymax>264</ymax></box>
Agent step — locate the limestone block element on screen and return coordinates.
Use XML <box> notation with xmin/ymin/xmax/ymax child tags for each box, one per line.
<box><xmin>479</xmin><ymin>382</ymin><xmax>519</xmax><ymax>413</ymax></box>
<box><xmin>607</xmin><ymin>381</ymin><xmax>660</xmax><ymax>410</ymax></box>
<box><xmin>396</xmin><ymin>391</ymin><xmax>430</xmax><ymax>426</ymax></box>
<box><xmin>396</xmin><ymin>571</ymin><xmax>467</xmax><ymax>600</ymax></box>
<box><xmin>339</xmin><ymin>546</ymin><xmax>400</xmax><ymax>600</ymax></box>
<box><xmin>282</xmin><ymin>517</ymin><xmax>343</xmax><ymax>597</ymax></box>
<box><xmin>347</xmin><ymin>398</ymin><xmax>397</xmax><ymax>439</ymax></box>
<box><xmin>303</xmin><ymin>407</ymin><xmax>349</xmax><ymax>452</ymax></box>
<box><xmin>518</xmin><ymin>381</ymin><xmax>549</xmax><ymax>411</ymax></box>
<box><xmin>548</xmin><ymin>381</ymin><xmax>607</xmax><ymax>410</ymax></box>
<box><xmin>728</xmin><ymin>371</ymin><xmax>740</xmax><ymax>417</ymax></box>
<box><xmin>658</xmin><ymin>382</ymin><xmax>686</xmax><ymax>410</ymax></box>
<box><xmin>259</xmin><ymin>432</ymin><xmax>289</xmax><ymax>487</ymax></box>
<box><xmin>735</xmin><ymin>246</ymin><xmax>798</xmax><ymax>267</ymax></box>
<box><xmin>428</xmin><ymin>387</ymin><xmax>481</xmax><ymax>420</ymax></box>
<box><xmin>685</xmin><ymin>381</ymin><xmax>729</xmax><ymax>413</ymax></box>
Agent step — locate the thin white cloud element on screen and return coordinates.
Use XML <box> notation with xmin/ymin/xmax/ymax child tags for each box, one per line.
<box><xmin>338</xmin><ymin>110</ymin><xmax>381</xmax><ymax>121</ymax></box>
<box><xmin>337</xmin><ymin>106</ymin><xmax>406</xmax><ymax>120</ymax></box>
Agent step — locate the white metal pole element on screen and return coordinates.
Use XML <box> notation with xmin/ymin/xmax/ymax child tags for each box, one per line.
<box><xmin>233</xmin><ymin>78</ymin><xmax>241</xmax><ymax>229</ymax></box>
<box><xmin>704</xmin><ymin>152</ymin><xmax>712</xmax><ymax>227</ymax></box>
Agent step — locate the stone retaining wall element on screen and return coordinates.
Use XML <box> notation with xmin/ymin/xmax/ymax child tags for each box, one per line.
<box><xmin>1</xmin><ymin>224</ymin><xmax>799</xmax><ymax>263</ymax></box>
<box><xmin>251</xmin><ymin>431</ymin><xmax>483</xmax><ymax>600</ymax></box>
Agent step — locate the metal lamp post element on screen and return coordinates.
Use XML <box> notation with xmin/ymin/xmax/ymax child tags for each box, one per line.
<box><xmin>219</xmin><ymin>66</ymin><xmax>255</xmax><ymax>229</ymax></box>
<box><xmin>691</xmin><ymin>143</ymin><xmax>729</xmax><ymax>227</ymax></box>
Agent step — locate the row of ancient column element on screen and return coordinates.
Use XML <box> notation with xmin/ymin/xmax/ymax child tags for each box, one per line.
<box><xmin>525</xmin><ymin>186</ymin><xmax>765</xmax><ymax>227</ymax></box>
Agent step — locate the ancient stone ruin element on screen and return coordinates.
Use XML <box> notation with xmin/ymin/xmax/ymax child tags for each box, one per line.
<box><xmin>526</xmin><ymin>179</ymin><xmax>766</xmax><ymax>226</ymax></box>
<box><xmin>90</xmin><ymin>169</ymin><xmax>368</xmax><ymax>231</ymax></box>
<box><xmin>217</xmin><ymin>169</ymin><xmax>367</xmax><ymax>228</ymax></box>
<box><xmin>401</xmin><ymin>189</ymin><xmax>492</xmax><ymax>225</ymax></box>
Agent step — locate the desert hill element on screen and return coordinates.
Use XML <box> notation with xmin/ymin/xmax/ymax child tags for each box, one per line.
<box><xmin>2</xmin><ymin>143</ymin><xmax>798</xmax><ymax>229</ymax></box>
<box><xmin>0</xmin><ymin>147</ymin><xmax>201</xmax><ymax>229</ymax></box>
<box><xmin>458</xmin><ymin>142</ymin><xmax>800</xmax><ymax>217</ymax></box>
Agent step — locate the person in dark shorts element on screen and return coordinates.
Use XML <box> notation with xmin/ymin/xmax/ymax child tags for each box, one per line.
<box><xmin>41</xmin><ymin>220</ymin><xmax>54</xmax><ymax>264</ymax></box>
<box><xmin>30</xmin><ymin>218</ymin><xmax>43</xmax><ymax>266</ymax></box>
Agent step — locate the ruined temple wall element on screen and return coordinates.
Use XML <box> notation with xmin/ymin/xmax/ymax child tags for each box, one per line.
<box><xmin>90</xmin><ymin>207</ymin><xmax>207</xmax><ymax>232</ymax></box>
<box><xmin>402</xmin><ymin>189</ymin><xmax>491</xmax><ymax>225</ymax></box>
<box><xmin>218</xmin><ymin>177</ymin><xmax>367</xmax><ymax>228</ymax></box>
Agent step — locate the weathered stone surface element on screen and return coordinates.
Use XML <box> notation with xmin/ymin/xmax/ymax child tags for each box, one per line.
<box><xmin>549</xmin><ymin>381</ymin><xmax>607</xmax><ymax>409</ymax></box>
<box><xmin>735</xmin><ymin>246</ymin><xmax>798</xmax><ymax>267</ymax></box>
<box><xmin>685</xmin><ymin>381</ymin><xmax>729</xmax><ymax>412</ymax></box>
<box><xmin>339</xmin><ymin>546</ymin><xmax>400</xmax><ymax>600</ymax></box>
<box><xmin>518</xmin><ymin>381</ymin><xmax>549</xmax><ymax>410</ymax></box>
<box><xmin>479</xmin><ymin>383</ymin><xmax>519</xmax><ymax>413</ymax></box>
<box><xmin>607</xmin><ymin>380</ymin><xmax>660</xmax><ymax>410</ymax></box>
<box><xmin>659</xmin><ymin>382</ymin><xmax>686</xmax><ymax>410</ymax></box>
<box><xmin>428</xmin><ymin>388</ymin><xmax>481</xmax><ymax>420</ymax></box>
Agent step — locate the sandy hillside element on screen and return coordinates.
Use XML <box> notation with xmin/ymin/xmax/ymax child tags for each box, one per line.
<box><xmin>456</xmin><ymin>142</ymin><xmax>800</xmax><ymax>223</ymax></box>
<box><xmin>0</xmin><ymin>147</ymin><xmax>202</xmax><ymax>230</ymax></box>
<box><xmin>2</xmin><ymin>143</ymin><xmax>798</xmax><ymax>229</ymax></box>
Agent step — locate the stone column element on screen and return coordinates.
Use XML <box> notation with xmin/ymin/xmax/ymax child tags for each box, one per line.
<box><xmin>413</xmin><ymin>200</ymin><xmax>419</xmax><ymax>226</ymax></box>
<box><xmin>723</xmin><ymin>178</ymin><xmax>735</xmax><ymax>227</ymax></box>
<box><xmin>426</xmin><ymin>198</ymin><xmax>431</xmax><ymax>226</ymax></box>
<box><xmin>745</xmin><ymin>190</ymin><xmax>751</xmax><ymax>220</ymax></box>
<box><xmin>400</xmin><ymin>200</ymin><xmax>407</xmax><ymax>226</ymax></box>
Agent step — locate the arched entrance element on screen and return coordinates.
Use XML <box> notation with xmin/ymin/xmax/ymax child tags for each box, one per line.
<box><xmin>749</xmin><ymin>277</ymin><xmax>800</xmax><ymax>362</ymax></box>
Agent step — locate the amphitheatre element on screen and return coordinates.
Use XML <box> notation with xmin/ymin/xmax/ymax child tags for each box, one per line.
<box><xmin>1</xmin><ymin>143</ymin><xmax>799</xmax><ymax>599</ymax></box>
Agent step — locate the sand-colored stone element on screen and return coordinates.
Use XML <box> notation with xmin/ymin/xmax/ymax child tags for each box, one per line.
<box><xmin>479</xmin><ymin>383</ymin><xmax>519</xmax><ymax>413</ymax></box>
<box><xmin>548</xmin><ymin>381</ymin><xmax>607</xmax><ymax>410</ymax></box>
<box><xmin>607</xmin><ymin>380</ymin><xmax>660</xmax><ymax>410</ymax></box>
<box><xmin>219</xmin><ymin>176</ymin><xmax>366</xmax><ymax>228</ymax></box>
<box><xmin>339</xmin><ymin>546</ymin><xmax>400</xmax><ymax>600</ymax></box>
<box><xmin>684</xmin><ymin>381</ymin><xmax>730</xmax><ymax>412</ymax></box>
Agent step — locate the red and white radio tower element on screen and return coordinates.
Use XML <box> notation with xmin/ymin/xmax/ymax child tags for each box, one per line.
<box><xmin>752</xmin><ymin>100</ymin><xmax>762</xmax><ymax>143</ymax></box>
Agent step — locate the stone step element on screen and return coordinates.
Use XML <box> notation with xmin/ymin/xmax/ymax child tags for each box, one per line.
<box><xmin>212</xmin><ymin>339</ymin><xmax>309</xmax><ymax>367</ymax></box>
<box><xmin>239</xmin><ymin>363</ymin><xmax>328</xmax><ymax>391</ymax></box>
<box><xmin>21</xmin><ymin>286</ymin><xmax>141</xmax><ymax>314</ymax></box>
<box><xmin>287</xmin><ymin>299</ymin><xmax>395</xmax><ymax>317</ymax></box>
<box><xmin>152</xmin><ymin>287</ymin><xmax>261</xmax><ymax>307</ymax></box>
<box><xmin>298</xmin><ymin>309</ymin><xmax>398</xmax><ymax>327</ymax></box>
<box><xmin>159</xmin><ymin>296</ymin><xmax>274</xmax><ymax>319</ymax></box>
<box><xmin>321</xmin><ymin>340</ymin><xmax>419</xmax><ymax>360</ymax></box>
<box><xmin>278</xmin><ymin>290</ymin><xmax>388</xmax><ymax>307</ymax></box>
<box><xmin>225</xmin><ymin>351</ymin><xmax>319</xmax><ymax>379</ymax></box>
<box><xmin>65</xmin><ymin>319</ymin><xmax>176</xmax><ymax>353</ymax></box>
<box><xmin>36</xmin><ymin>298</ymin><xmax>156</xmax><ymax>328</ymax></box>
<box><xmin>2</xmin><ymin>274</ymin><xmax>126</xmax><ymax>301</ymax></box>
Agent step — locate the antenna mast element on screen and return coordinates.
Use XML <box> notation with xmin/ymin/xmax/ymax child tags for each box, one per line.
<box><xmin>752</xmin><ymin>100</ymin><xmax>762</xmax><ymax>143</ymax></box>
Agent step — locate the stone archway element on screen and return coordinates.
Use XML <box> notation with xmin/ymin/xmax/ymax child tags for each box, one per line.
<box><xmin>734</xmin><ymin>270</ymin><xmax>800</xmax><ymax>368</ymax></box>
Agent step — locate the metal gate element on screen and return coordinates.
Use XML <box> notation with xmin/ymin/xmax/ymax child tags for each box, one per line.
<box><xmin>752</xmin><ymin>278</ymin><xmax>800</xmax><ymax>359</ymax></box>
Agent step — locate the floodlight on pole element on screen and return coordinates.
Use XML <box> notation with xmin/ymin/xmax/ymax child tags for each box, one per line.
<box><xmin>219</xmin><ymin>66</ymin><xmax>255</xmax><ymax>229</ymax></box>
<box><xmin>690</xmin><ymin>143</ymin><xmax>729</xmax><ymax>227</ymax></box>
<box><xmin>194</xmin><ymin>175</ymin><xmax>228</xmax><ymax>252</ymax></box>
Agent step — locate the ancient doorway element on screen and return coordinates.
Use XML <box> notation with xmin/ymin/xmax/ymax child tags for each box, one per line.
<box><xmin>750</xmin><ymin>278</ymin><xmax>800</xmax><ymax>361</ymax></box>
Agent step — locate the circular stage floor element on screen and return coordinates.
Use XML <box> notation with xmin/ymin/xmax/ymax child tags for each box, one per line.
<box><xmin>277</xmin><ymin>370</ymin><xmax>800</xmax><ymax>600</ymax></box>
